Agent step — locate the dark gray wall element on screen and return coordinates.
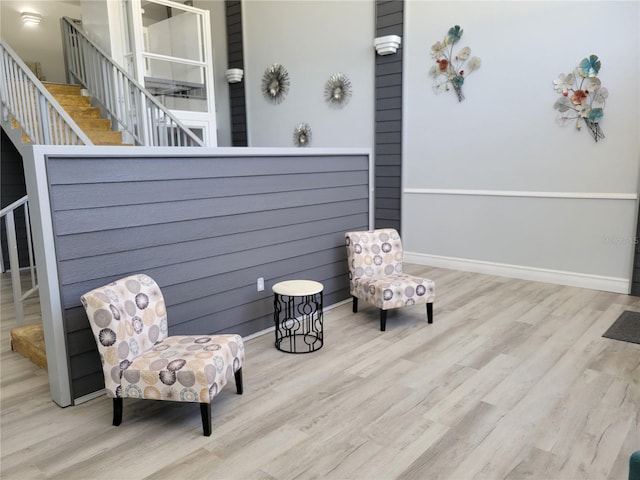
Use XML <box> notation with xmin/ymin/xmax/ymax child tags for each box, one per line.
<box><xmin>1</xmin><ymin>127</ymin><xmax>30</xmax><ymax>270</ymax></box>
<box><xmin>45</xmin><ymin>151</ymin><xmax>369</xmax><ymax>400</ymax></box>
<box><xmin>374</xmin><ymin>0</ymin><xmax>403</xmax><ymax>232</ymax></box>
<box><xmin>226</xmin><ymin>0</ymin><xmax>247</xmax><ymax>147</ymax></box>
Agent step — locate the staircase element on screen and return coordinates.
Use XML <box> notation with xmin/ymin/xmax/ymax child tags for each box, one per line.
<box><xmin>42</xmin><ymin>82</ymin><xmax>127</xmax><ymax>146</ymax></box>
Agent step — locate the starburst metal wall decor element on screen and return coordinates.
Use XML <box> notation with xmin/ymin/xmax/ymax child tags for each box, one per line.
<box><xmin>293</xmin><ymin>123</ymin><xmax>312</xmax><ymax>147</ymax></box>
<box><xmin>324</xmin><ymin>73</ymin><xmax>352</xmax><ymax>107</ymax></box>
<box><xmin>262</xmin><ymin>63</ymin><xmax>290</xmax><ymax>104</ymax></box>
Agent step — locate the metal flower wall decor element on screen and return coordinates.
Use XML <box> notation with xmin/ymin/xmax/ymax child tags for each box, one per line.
<box><xmin>293</xmin><ymin>123</ymin><xmax>312</xmax><ymax>147</ymax></box>
<box><xmin>324</xmin><ymin>73</ymin><xmax>352</xmax><ymax>107</ymax></box>
<box><xmin>553</xmin><ymin>55</ymin><xmax>608</xmax><ymax>142</ymax></box>
<box><xmin>429</xmin><ymin>25</ymin><xmax>481</xmax><ymax>102</ymax></box>
<box><xmin>262</xmin><ymin>63</ymin><xmax>290</xmax><ymax>104</ymax></box>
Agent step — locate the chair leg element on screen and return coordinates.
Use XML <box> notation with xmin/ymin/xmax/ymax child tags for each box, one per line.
<box><xmin>352</xmin><ymin>296</ymin><xmax>358</xmax><ymax>313</ymax></box>
<box><xmin>380</xmin><ymin>309</ymin><xmax>387</xmax><ymax>331</ymax></box>
<box><xmin>427</xmin><ymin>303</ymin><xmax>433</xmax><ymax>324</ymax></box>
<box><xmin>234</xmin><ymin>368</ymin><xmax>243</xmax><ymax>395</ymax></box>
<box><xmin>200</xmin><ymin>402</ymin><xmax>212</xmax><ymax>436</ymax></box>
<box><xmin>112</xmin><ymin>398</ymin><xmax>123</xmax><ymax>426</ymax></box>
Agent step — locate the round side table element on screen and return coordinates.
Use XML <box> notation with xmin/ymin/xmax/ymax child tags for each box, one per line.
<box><xmin>272</xmin><ymin>280</ymin><xmax>324</xmax><ymax>354</ymax></box>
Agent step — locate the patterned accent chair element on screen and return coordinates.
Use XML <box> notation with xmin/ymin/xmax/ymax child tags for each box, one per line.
<box><xmin>345</xmin><ymin>228</ymin><xmax>436</xmax><ymax>331</ymax></box>
<box><xmin>80</xmin><ymin>274</ymin><xmax>245</xmax><ymax>436</ymax></box>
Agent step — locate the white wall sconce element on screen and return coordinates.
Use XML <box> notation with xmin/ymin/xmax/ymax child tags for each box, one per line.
<box><xmin>21</xmin><ymin>12</ymin><xmax>42</xmax><ymax>26</ymax></box>
<box><xmin>374</xmin><ymin>35</ymin><xmax>402</xmax><ymax>55</ymax></box>
<box><xmin>225</xmin><ymin>68</ymin><xmax>244</xmax><ymax>83</ymax></box>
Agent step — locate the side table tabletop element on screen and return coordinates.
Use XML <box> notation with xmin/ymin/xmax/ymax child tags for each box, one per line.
<box><xmin>272</xmin><ymin>280</ymin><xmax>324</xmax><ymax>354</ymax></box>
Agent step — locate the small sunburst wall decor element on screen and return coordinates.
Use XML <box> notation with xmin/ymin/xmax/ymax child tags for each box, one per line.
<box><xmin>324</xmin><ymin>73</ymin><xmax>352</xmax><ymax>107</ymax></box>
<box><xmin>262</xmin><ymin>63</ymin><xmax>290</xmax><ymax>104</ymax></box>
<box><xmin>293</xmin><ymin>123</ymin><xmax>312</xmax><ymax>147</ymax></box>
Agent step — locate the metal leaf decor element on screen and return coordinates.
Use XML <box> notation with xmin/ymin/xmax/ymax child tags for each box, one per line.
<box><xmin>324</xmin><ymin>73</ymin><xmax>352</xmax><ymax>107</ymax></box>
<box><xmin>553</xmin><ymin>54</ymin><xmax>607</xmax><ymax>142</ymax></box>
<box><xmin>262</xmin><ymin>63</ymin><xmax>290</xmax><ymax>104</ymax></box>
<box><xmin>293</xmin><ymin>123</ymin><xmax>312</xmax><ymax>147</ymax></box>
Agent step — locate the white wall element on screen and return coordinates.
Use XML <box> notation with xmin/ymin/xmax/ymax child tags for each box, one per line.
<box><xmin>403</xmin><ymin>1</ymin><xmax>640</xmax><ymax>292</ymax></box>
<box><xmin>1</xmin><ymin>1</ymin><xmax>82</xmax><ymax>83</ymax></box>
<box><xmin>242</xmin><ymin>0</ymin><xmax>375</xmax><ymax>148</ymax></box>
<box><xmin>79</xmin><ymin>0</ymin><xmax>125</xmax><ymax>64</ymax></box>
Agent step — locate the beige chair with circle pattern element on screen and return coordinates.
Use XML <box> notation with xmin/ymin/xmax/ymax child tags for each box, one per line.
<box><xmin>345</xmin><ymin>228</ymin><xmax>436</xmax><ymax>331</ymax></box>
<box><xmin>81</xmin><ymin>274</ymin><xmax>244</xmax><ymax>436</ymax></box>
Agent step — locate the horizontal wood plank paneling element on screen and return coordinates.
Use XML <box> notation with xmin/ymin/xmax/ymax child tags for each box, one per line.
<box><xmin>226</xmin><ymin>0</ymin><xmax>247</xmax><ymax>146</ymax></box>
<box><xmin>376</xmin><ymin>85</ymin><xmax>402</xmax><ymax>99</ymax></box>
<box><xmin>50</xmin><ymin>171</ymin><xmax>367</xmax><ymax>209</ymax></box>
<box><xmin>374</xmin><ymin>0</ymin><xmax>404</xmax><ymax>232</ymax></box>
<box><xmin>46</xmin><ymin>151</ymin><xmax>370</xmax><ymax>400</ymax></box>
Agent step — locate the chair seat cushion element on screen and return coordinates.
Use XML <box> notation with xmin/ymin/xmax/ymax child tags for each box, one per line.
<box><xmin>353</xmin><ymin>274</ymin><xmax>435</xmax><ymax>310</ymax></box>
<box><xmin>121</xmin><ymin>334</ymin><xmax>244</xmax><ymax>404</ymax></box>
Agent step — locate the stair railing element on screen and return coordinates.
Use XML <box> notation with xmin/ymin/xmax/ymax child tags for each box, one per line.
<box><xmin>0</xmin><ymin>39</ymin><xmax>93</xmax><ymax>145</ymax></box>
<box><xmin>1</xmin><ymin>196</ymin><xmax>39</xmax><ymax>327</ymax></box>
<box><xmin>61</xmin><ymin>17</ymin><xmax>204</xmax><ymax>147</ymax></box>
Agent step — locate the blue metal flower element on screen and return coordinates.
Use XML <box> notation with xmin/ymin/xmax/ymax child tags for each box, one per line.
<box><xmin>452</xmin><ymin>75</ymin><xmax>465</xmax><ymax>87</ymax></box>
<box><xmin>447</xmin><ymin>25</ymin><xmax>463</xmax><ymax>44</ymax></box>
<box><xmin>587</xmin><ymin>108</ymin><xmax>604</xmax><ymax>123</ymax></box>
<box><xmin>578</xmin><ymin>55</ymin><xmax>601</xmax><ymax>78</ymax></box>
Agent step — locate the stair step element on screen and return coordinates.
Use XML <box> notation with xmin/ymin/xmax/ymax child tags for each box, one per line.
<box><xmin>12</xmin><ymin>82</ymin><xmax>128</xmax><ymax>146</ymax></box>
<box><xmin>43</xmin><ymin>82</ymin><xmax>82</xmax><ymax>96</ymax></box>
<box><xmin>62</xmin><ymin>105</ymin><xmax>102</xmax><ymax>119</ymax></box>
<box><xmin>10</xmin><ymin>324</ymin><xmax>47</xmax><ymax>370</ymax></box>
<box><xmin>53</xmin><ymin>94</ymin><xmax>91</xmax><ymax>107</ymax></box>
<box><xmin>74</xmin><ymin>117</ymin><xmax>112</xmax><ymax>131</ymax></box>
<box><xmin>86</xmin><ymin>130</ymin><xmax>124</xmax><ymax>145</ymax></box>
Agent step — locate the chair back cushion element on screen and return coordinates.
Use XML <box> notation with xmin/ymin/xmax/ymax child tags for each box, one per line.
<box><xmin>81</xmin><ymin>274</ymin><xmax>168</xmax><ymax>397</ymax></box>
<box><xmin>345</xmin><ymin>229</ymin><xmax>404</xmax><ymax>287</ymax></box>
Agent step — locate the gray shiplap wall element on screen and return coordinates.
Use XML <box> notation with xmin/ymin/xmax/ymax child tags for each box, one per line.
<box><xmin>375</xmin><ymin>0</ymin><xmax>403</xmax><ymax>232</ymax></box>
<box><xmin>226</xmin><ymin>0</ymin><xmax>248</xmax><ymax>146</ymax></box>
<box><xmin>45</xmin><ymin>151</ymin><xmax>369</xmax><ymax>400</ymax></box>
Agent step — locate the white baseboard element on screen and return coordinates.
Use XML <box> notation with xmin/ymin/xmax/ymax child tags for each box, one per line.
<box><xmin>405</xmin><ymin>252</ymin><xmax>630</xmax><ymax>294</ymax></box>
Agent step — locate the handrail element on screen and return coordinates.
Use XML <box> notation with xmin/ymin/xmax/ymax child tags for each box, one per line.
<box><xmin>1</xmin><ymin>195</ymin><xmax>39</xmax><ymax>327</ymax></box>
<box><xmin>0</xmin><ymin>38</ymin><xmax>93</xmax><ymax>145</ymax></box>
<box><xmin>61</xmin><ymin>17</ymin><xmax>204</xmax><ymax>147</ymax></box>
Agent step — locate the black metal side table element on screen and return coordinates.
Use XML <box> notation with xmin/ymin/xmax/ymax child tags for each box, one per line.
<box><xmin>272</xmin><ymin>280</ymin><xmax>323</xmax><ymax>353</ymax></box>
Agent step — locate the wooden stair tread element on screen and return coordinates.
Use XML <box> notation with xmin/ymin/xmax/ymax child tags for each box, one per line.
<box><xmin>43</xmin><ymin>82</ymin><xmax>82</xmax><ymax>96</ymax></box>
<box><xmin>86</xmin><ymin>130</ymin><xmax>124</xmax><ymax>145</ymax></box>
<box><xmin>62</xmin><ymin>105</ymin><xmax>102</xmax><ymax>119</ymax></box>
<box><xmin>74</xmin><ymin>118</ymin><xmax>112</xmax><ymax>131</ymax></box>
<box><xmin>53</xmin><ymin>94</ymin><xmax>91</xmax><ymax>106</ymax></box>
<box><xmin>10</xmin><ymin>324</ymin><xmax>47</xmax><ymax>370</ymax></box>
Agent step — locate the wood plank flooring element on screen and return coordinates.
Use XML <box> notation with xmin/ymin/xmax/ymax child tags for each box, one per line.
<box><xmin>1</xmin><ymin>266</ymin><xmax>639</xmax><ymax>480</ymax></box>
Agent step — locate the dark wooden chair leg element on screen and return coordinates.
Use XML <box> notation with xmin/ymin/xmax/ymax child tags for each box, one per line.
<box><xmin>112</xmin><ymin>398</ymin><xmax>123</xmax><ymax>426</ymax></box>
<box><xmin>427</xmin><ymin>303</ymin><xmax>433</xmax><ymax>324</ymax></box>
<box><xmin>200</xmin><ymin>402</ymin><xmax>212</xmax><ymax>436</ymax></box>
<box><xmin>234</xmin><ymin>368</ymin><xmax>243</xmax><ymax>395</ymax></box>
<box><xmin>380</xmin><ymin>309</ymin><xmax>387</xmax><ymax>331</ymax></box>
<box><xmin>352</xmin><ymin>296</ymin><xmax>358</xmax><ymax>313</ymax></box>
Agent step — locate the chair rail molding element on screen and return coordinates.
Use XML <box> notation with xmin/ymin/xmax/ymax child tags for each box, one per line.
<box><xmin>402</xmin><ymin>187</ymin><xmax>637</xmax><ymax>295</ymax></box>
<box><xmin>404</xmin><ymin>188</ymin><xmax>637</xmax><ymax>200</ymax></box>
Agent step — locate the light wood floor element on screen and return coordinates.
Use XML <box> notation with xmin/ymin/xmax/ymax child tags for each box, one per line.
<box><xmin>1</xmin><ymin>266</ymin><xmax>639</xmax><ymax>480</ymax></box>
